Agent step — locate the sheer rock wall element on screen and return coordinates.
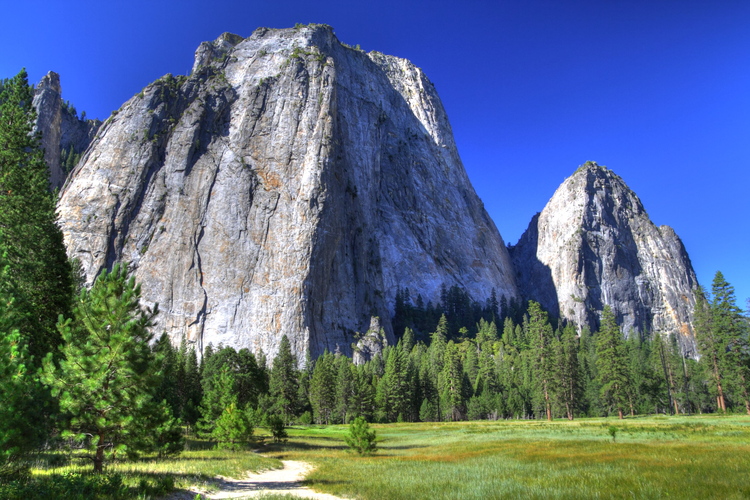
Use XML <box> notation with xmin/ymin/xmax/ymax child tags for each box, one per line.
<box><xmin>57</xmin><ymin>25</ymin><xmax>518</xmax><ymax>359</ymax></box>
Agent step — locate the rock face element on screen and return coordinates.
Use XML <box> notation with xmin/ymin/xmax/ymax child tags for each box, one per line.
<box><xmin>32</xmin><ymin>72</ymin><xmax>64</xmax><ymax>189</ymax></box>
<box><xmin>57</xmin><ymin>25</ymin><xmax>518</xmax><ymax>360</ymax></box>
<box><xmin>33</xmin><ymin>71</ymin><xmax>100</xmax><ymax>189</ymax></box>
<box><xmin>511</xmin><ymin>162</ymin><xmax>698</xmax><ymax>354</ymax></box>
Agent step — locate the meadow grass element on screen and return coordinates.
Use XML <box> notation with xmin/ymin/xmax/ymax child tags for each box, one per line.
<box><xmin>15</xmin><ymin>416</ymin><xmax>750</xmax><ymax>499</ymax></box>
<box><xmin>260</xmin><ymin>415</ymin><xmax>750</xmax><ymax>499</ymax></box>
<box><xmin>17</xmin><ymin>438</ymin><xmax>281</xmax><ymax>498</ymax></box>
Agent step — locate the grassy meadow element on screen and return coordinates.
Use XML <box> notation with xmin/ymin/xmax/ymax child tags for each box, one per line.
<box><xmin>263</xmin><ymin>415</ymin><xmax>750</xmax><ymax>500</ymax></box>
<box><xmin>5</xmin><ymin>440</ymin><xmax>280</xmax><ymax>499</ymax></box>
<box><xmin>12</xmin><ymin>414</ymin><xmax>750</xmax><ymax>499</ymax></box>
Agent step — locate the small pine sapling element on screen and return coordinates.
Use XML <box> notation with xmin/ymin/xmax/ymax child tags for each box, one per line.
<box><xmin>344</xmin><ymin>416</ymin><xmax>377</xmax><ymax>455</ymax></box>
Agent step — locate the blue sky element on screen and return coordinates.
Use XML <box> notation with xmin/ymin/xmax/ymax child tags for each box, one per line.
<box><xmin>2</xmin><ymin>0</ymin><xmax>748</xmax><ymax>306</ymax></box>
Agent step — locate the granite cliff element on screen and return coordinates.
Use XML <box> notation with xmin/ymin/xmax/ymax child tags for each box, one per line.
<box><xmin>511</xmin><ymin>162</ymin><xmax>698</xmax><ymax>354</ymax></box>
<box><xmin>33</xmin><ymin>71</ymin><xmax>100</xmax><ymax>189</ymax></box>
<box><xmin>57</xmin><ymin>25</ymin><xmax>518</xmax><ymax>359</ymax></box>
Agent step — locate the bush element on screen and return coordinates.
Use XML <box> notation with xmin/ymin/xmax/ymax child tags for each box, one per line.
<box><xmin>344</xmin><ymin>417</ymin><xmax>377</xmax><ymax>455</ymax></box>
<box><xmin>268</xmin><ymin>415</ymin><xmax>288</xmax><ymax>443</ymax></box>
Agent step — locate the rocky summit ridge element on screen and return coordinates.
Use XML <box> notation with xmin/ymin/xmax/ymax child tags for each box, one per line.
<box><xmin>511</xmin><ymin>162</ymin><xmax>698</xmax><ymax>354</ymax></box>
<box><xmin>56</xmin><ymin>25</ymin><xmax>518</xmax><ymax>359</ymax></box>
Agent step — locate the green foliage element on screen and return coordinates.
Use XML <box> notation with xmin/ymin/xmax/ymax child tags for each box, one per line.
<box><xmin>309</xmin><ymin>350</ymin><xmax>337</xmax><ymax>424</ymax></box>
<box><xmin>344</xmin><ymin>416</ymin><xmax>377</xmax><ymax>455</ymax></box>
<box><xmin>269</xmin><ymin>335</ymin><xmax>300</xmax><ymax>423</ymax></box>
<box><xmin>0</xmin><ymin>252</ymin><xmax>50</xmax><ymax>478</ymax></box>
<box><xmin>268</xmin><ymin>414</ymin><xmax>288</xmax><ymax>443</ymax></box>
<box><xmin>0</xmin><ymin>69</ymin><xmax>73</xmax><ymax>360</ymax></box>
<box><xmin>608</xmin><ymin>426</ymin><xmax>617</xmax><ymax>442</ymax></box>
<box><xmin>212</xmin><ymin>402</ymin><xmax>253</xmax><ymax>450</ymax></box>
<box><xmin>694</xmin><ymin>272</ymin><xmax>750</xmax><ymax>414</ymax></box>
<box><xmin>595</xmin><ymin>307</ymin><xmax>631</xmax><ymax>418</ymax></box>
<box><xmin>41</xmin><ymin>263</ymin><xmax>180</xmax><ymax>472</ymax></box>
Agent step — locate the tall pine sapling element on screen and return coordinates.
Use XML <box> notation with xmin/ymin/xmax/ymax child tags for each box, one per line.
<box><xmin>41</xmin><ymin>263</ymin><xmax>180</xmax><ymax>473</ymax></box>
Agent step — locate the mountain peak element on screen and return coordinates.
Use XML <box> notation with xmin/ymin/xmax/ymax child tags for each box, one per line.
<box><xmin>57</xmin><ymin>25</ymin><xmax>518</xmax><ymax>360</ymax></box>
<box><xmin>512</xmin><ymin>164</ymin><xmax>697</xmax><ymax>354</ymax></box>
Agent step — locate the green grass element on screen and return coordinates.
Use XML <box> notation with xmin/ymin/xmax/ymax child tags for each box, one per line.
<box><xmin>13</xmin><ymin>416</ymin><xmax>750</xmax><ymax>499</ymax></box>
<box><xmin>261</xmin><ymin>415</ymin><xmax>750</xmax><ymax>499</ymax></box>
<box><xmin>11</xmin><ymin>438</ymin><xmax>281</xmax><ymax>499</ymax></box>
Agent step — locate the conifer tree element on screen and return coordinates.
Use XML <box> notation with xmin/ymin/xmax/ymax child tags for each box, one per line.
<box><xmin>595</xmin><ymin>306</ymin><xmax>631</xmax><ymax>419</ymax></box>
<box><xmin>0</xmin><ymin>252</ymin><xmax>49</xmax><ymax>477</ymax></box>
<box><xmin>710</xmin><ymin>272</ymin><xmax>750</xmax><ymax>414</ymax></box>
<box><xmin>269</xmin><ymin>335</ymin><xmax>300</xmax><ymax>423</ymax></box>
<box><xmin>41</xmin><ymin>263</ymin><xmax>179</xmax><ymax>473</ymax></box>
<box><xmin>694</xmin><ymin>286</ymin><xmax>728</xmax><ymax>412</ymax></box>
<box><xmin>527</xmin><ymin>301</ymin><xmax>554</xmax><ymax>420</ymax></box>
<box><xmin>181</xmin><ymin>340</ymin><xmax>203</xmax><ymax>427</ymax></box>
<box><xmin>309</xmin><ymin>350</ymin><xmax>337</xmax><ymax>424</ymax></box>
<box><xmin>0</xmin><ymin>69</ymin><xmax>73</xmax><ymax>360</ymax></box>
<box><xmin>552</xmin><ymin>323</ymin><xmax>580</xmax><ymax>420</ymax></box>
<box><xmin>378</xmin><ymin>340</ymin><xmax>414</xmax><ymax>421</ymax></box>
<box><xmin>348</xmin><ymin>364</ymin><xmax>375</xmax><ymax>422</ymax></box>
<box><xmin>209</xmin><ymin>368</ymin><xmax>253</xmax><ymax>449</ymax></box>
<box><xmin>439</xmin><ymin>341</ymin><xmax>467</xmax><ymax>421</ymax></box>
<box><xmin>334</xmin><ymin>355</ymin><xmax>354</xmax><ymax>423</ymax></box>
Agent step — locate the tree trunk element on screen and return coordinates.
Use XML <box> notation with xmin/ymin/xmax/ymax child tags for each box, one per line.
<box><xmin>93</xmin><ymin>431</ymin><xmax>105</xmax><ymax>473</ymax></box>
<box><xmin>658</xmin><ymin>341</ymin><xmax>674</xmax><ymax>415</ymax></box>
<box><xmin>713</xmin><ymin>355</ymin><xmax>726</xmax><ymax>412</ymax></box>
<box><xmin>618</xmin><ymin>408</ymin><xmax>624</xmax><ymax>419</ymax></box>
<box><xmin>681</xmin><ymin>352</ymin><xmax>691</xmax><ymax>415</ymax></box>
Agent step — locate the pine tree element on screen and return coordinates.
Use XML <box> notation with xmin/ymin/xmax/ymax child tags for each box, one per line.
<box><xmin>236</xmin><ymin>348</ymin><xmax>265</xmax><ymax>410</ymax></box>
<box><xmin>0</xmin><ymin>69</ymin><xmax>73</xmax><ymax>360</ymax></box>
<box><xmin>269</xmin><ymin>335</ymin><xmax>300</xmax><ymax>423</ymax></box>
<box><xmin>694</xmin><ymin>285</ymin><xmax>729</xmax><ymax>412</ymax></box>
<box><xmin>209</xmin><ymin>368</ymin><xmax>253</xmax><ymax>450</ymax></box>
<box><xmin>595</xmin><ymin>306</ymin><xmax>631</xmax><ymax>419</ymax></box>
<box><xmin>334</xmin><ymin>355</ymin><xmax>354</xmax><ymax>423</ymax></box>
<box><xmin>0</xmin><ymin>252</ymin><xmax>49</xmax><ymax>477</ymax></box>
<box><xmin>527</xmin><ymin>301</ymin><xmax>554</xmax><ymax>420</ymax></box>
<box><xmin>710</xmin><ymin>272</ymin><xmax>750</xmax><ymax>414</ymax></box>
<box><xmin>378</xmin><ymin>340</ymin><xmax>414</xmax><ymax>422</ymax></box>
<box><xmin>309</xmin><ymin>350</ymin><xmax>337</xmax><ymax>424</ymax></box>
<box><xmin>41</xmin><ymin>263</ymin><xmax>178</xmax><ymax>473</ymax></box>
<box><xmin>439</xmin><ymin>341</ymin><xmax>467</xmax><ymax>421</ymax></box>
<box><xmin>552</xmin><ymin>323</ymin><xmax>580</xmax><ymax>420</ymax></box>
<box><xmin>344</xmin><ymin>416</ymin><xmax>377</xmax><ymax>455</ymax></box>
<box><xmin>348</xmin><ymin>364</ymin><xmax>375</xmax><ymax>422</ymax></box>
<box><xmin>181</xmin><ymin>341</ymin><xmax>202</xmax><ymax>427</ymax></box>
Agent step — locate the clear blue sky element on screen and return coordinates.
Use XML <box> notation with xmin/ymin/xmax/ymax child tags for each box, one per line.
<box><xmin>2</xmin><ymin>1</ymin><xmax>748</xmax><ymax>306</ymax></box>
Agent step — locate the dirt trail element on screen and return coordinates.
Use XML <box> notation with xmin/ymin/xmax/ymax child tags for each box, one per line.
<box><xmin>169</xmin><ymin>460</ymin><xmax>347</xmax><ymax>499</ymax></box>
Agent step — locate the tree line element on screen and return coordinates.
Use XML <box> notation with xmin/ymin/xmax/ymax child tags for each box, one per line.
<box><xmin>163</xmin><ymin>269</ymin><xmax>746</xmax><ymax>439</ymax></box>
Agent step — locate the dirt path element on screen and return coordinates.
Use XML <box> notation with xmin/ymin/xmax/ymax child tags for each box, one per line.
<box><xmin>169</xmin><ymin>460</ymin><xmax>347</xmax><ymax>499</ymax></box>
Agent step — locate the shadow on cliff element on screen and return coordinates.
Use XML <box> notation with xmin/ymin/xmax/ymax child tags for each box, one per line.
<box><xmin>509</xmin><ymin>213</ymin><xmax>560</xmax><ymax>320</ymax></box>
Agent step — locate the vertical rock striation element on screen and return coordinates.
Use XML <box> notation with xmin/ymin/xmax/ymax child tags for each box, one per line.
<box><xmin>57</xmin><ymin>25</ymin><xmax>518</xmax><ymax>360</ymax></box>
<box><xmin>511</xmin><ymin>162</ymin><xmax>698</xmax><ymax>354</ymax></box>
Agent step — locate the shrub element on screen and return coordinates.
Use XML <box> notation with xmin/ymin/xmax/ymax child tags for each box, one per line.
<box><xmin>608</xmin><ymin>426</ymin><xmax>617</xmax><ymax>443</ymax></box>
<box><xmin>268</xmin><ymin>415</ymin><xmax>288</xmax><ymax>443</ymax></box>
<box><xmin>344</xmin><ymin>417</ymin><xmax>377</xmax><ymax>455</ymax></box>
